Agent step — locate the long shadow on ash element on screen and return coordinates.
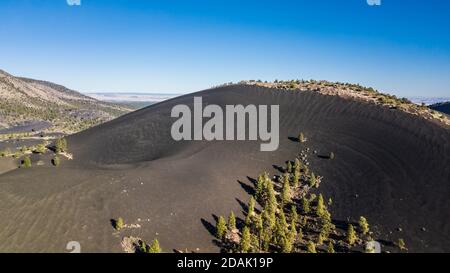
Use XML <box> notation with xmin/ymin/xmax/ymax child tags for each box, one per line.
<box><xmin>247</xmin><ymin>176</ymin><xmax>257</xmax><ymax>187</ymax></box>
<box><xmin>272</xmin><ymin>165</ymin><xmax>284</xmax><ymax>173</ymax></box>
<box><xmin>238</xmin><ymin>180</ymin><xmax>255</xmax><ymax>196</ymax></box>
<box><xmin>288</xmin><ymin>136</ymin><xmax>300</xmax><ymax>143</ymax></box>
<box><xmin>201</xmin><ymin>218</ymin><xmax>223</xmax><ymax>249</ymax></box>
<box><xmin>201</xmin><ymin>218</ymin><xmax>216</xmax><ymax>237</ymax></box>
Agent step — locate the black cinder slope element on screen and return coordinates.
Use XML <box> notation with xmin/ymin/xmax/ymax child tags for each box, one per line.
<box><xmin>0</xmin><ymin>85</ymin><xmax>449</xmax><ymax>253</ymax></box>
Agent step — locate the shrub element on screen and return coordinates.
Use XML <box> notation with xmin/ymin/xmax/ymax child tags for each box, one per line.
<box><xmin>327</xmin><ymin>242</ymin><xmax>335</xmax><ymax>253</ymax></box>
<box><xmin>397</xmin><ymin>239</ymin><xmax>406</xmax><ymax>251</ymax></box>
<box><xmin>306</xmin><ymin>241</ymin><xmax>316</xmax><ymax>253</ymax></box>
<box><xmin>298</xmin><ymin>132</ymin><xmax>306</xmax><ymax>143</ymax></box>
<box><xmin>52</xmin><ymin>156</ymin><xmax>60</xmax><ymax>166</ymax></box>
<box><xmin>114</xmin><ymin>217</ymin><xmax>124</xmax><ymax>230</ymax></box>
<box><xmin>148</xmin><ymin>239</ymin><xmax>162</xmax><ymax>253</ymax></box>
<box><xmin>55</xmin><ymin>138</ymin><xmax>68</xmax><ymax>153</ymax></box>
<box><xmin>35</xmin><ymin>144</ymin><xmax>46</xmax><ymax>154</ymax></box>
<box><xmin>346</xmin><ymin>224</ymin><xmax>357</xmax><ymax>245</ymax></box>
<box><xmin>22</xmin><ymin>156</ymin><xmax>32</xmax><ymax>168</ymax></box>
<box><xmin>359</xmin><ymin>216</ymin><xmax>370</xmax><ymax>235</ymax></box>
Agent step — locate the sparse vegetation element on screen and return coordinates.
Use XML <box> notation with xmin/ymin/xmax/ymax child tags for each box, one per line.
<box><xmin>52</xmin><ymin>156</ymin><xmax>60</xmax><ymax>167</ymax></box>
<box><xmin>114</xmin><ymin>217</ymin><xmax>124</xmax><ymax>231</ymax></box>
<box><xmin>21</xmin><ymin>155</ymin><xmax>32</xmax><ymax>168</ymax></box>
<box><xmin>148</xmin><ymin>239</ymin><xmax>162</xmax><ymax>253</ymax></box>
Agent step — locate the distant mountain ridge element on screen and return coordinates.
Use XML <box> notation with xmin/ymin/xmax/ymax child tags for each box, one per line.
<box><xmin>430</xmin><ymin>101</ymin><xmax>450</xmax><ymax>116</ymax></box>
<box><xmin>0</xmin><ymin>69</ymin><xmax>133</xmax><ymax>133</ymax></box>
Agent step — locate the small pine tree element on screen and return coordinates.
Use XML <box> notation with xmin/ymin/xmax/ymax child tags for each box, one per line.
<box><xmin>148</xmin><ymin>239</ymin><xmax>162</xmax><ymax>253</ymax></box>
<box><xmin>293</xmin><ymin>171</ymin><xmax>300</xmax><ymax>188</ymax></box>
<box><xmin>290</xmin><ymin>205</ymin><xmax>298</xmax><ymax>224</ymax></box>
<box><xmin>282</xmin><ymin>176</ymin><xmax>291</xmax><ymax>205</ymax></box>
<box><xmin>327</xmin><ymin>242</ymin><xmax>335</xmax><ymax>253</ymax></box>
<box><xmin>280</xmin><ymin>235</ymin><xmax>293</xmax><ymax>253</ymax></box>
<box><xmin>359</xmin><ymin>216</ymin><xmax>370</xmax><ymax>235</ymax></box>
<box><xmin>301</xmin><ymin>197</ymin><xmax>310</xmax><ymax>214</ymax></box>
<box><xmin>240</xmin><ymin>227</ymin><xmax>251</xmax><ymax>253</ymax></box>
<box><xmin>262</xmin><ymin>207</ymin><xmax>275</xmax><ymax>230</ymax></box>
<box><xmin>306</xmin><ymin>241</ymin><xmax>316</xmax><ymax>253</ymax></box>
<box><xmin>115</xmin><ymin>217</ymin><xmax>124</xmax><ymax>230</ymax></box>
<box><xmin>397</xmin><ymin>239</ymin><xmax>406</xmax><ymax>251</ymax></box>
<box><xmin>255</xmin><ymin>174</ymin><xmax>265</xmax><ymax>202</ymax></box>
<box><xmin>289</xmin><ymin>218</ymin><xmax>297</xmax><ymax>242</ymax></box>
<box><xmin>316</xmin><ymin>194</ymin><xmax>325</xmax><ymax>217</ymax></box>
<box><xmin>347</xmin><ymin>224</ymin><xmax>357</xmax><ymax>245</ymax></box>
<box><xmin>294</xmin><ymin>158</ymin><xmax>301</xmax><ymax>173</ymax></box>
<box><xmin>287</xmin><ymin>161</ymin><xmax>293</xmax><ymax>173</ymax></box>
<box><xmin>228</xmin><ymin>212</ymin><xmax>236</xmax><ymax>231</ymax></box>
<box><xmin>309</xmin><ymin>173</ymin><xmax>317</xmax><ymax>188</ymax></box>
<box><xmin>22</xmin><ymin>156</ymin><xmax>32</xmax><ymax>168</ymax></box>
<box><xmin>298</xmin><ymin>132</ymin><xmax>306</xmax><ymax>143</ymax></box>
<box><xmin>216</xmin><ymin>216</ymin><xmax>227</xmax><ymax>239</ymax></box>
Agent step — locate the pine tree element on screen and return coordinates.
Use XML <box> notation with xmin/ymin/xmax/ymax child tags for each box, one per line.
<box><xmin>148</xmin><ymin>239</ymin><xmax>162</xmax><ymax>253</ymax></box>
<box><xmin>293</xmin><ymin>171</ymin><xmax>300</xmax><ymax>189</ymax></box>
<box><xmin>240</xmin><ymin>227</ymin><xmax>251</xmax><ymax>253</ymax></box>
<box><xmin>279</xmin><ymin>210</ymin><xmax>288</xmax><ymax>233</ymax></box>
<box><xmin>306</xmin><ymin>241</ymin><xmax>316</xmax><ymax>253</ymax></box>
<box><xmin>216</xmin><ymin>216</ymin><xmax>227</xmax><ymax>239</ymax></box>
<box><xmin>327</xmin><ymin>242</ymin><xmax>335</xmax><ymax>253</ymax></box>
<box><xmin>228</xmin><ymin>212</ymin><xmax>236</xmax><ymax>231</ymax></box>
<box><xmin>262</xmin><ymin>207</ymin><xmax>275</xmax><ymax>231</ymax></box>
<box><xmin>255</xmin><ymin>174</ymin><xmax>265</xmax><ymax>202</ymax></box>
<box><xmin>245</xmin><ymin>197</ymin><xmax>256</xmax><ymax>226</ymax></box>
<box><xmin>301</xmin><ymin>197</ymin><xmax>310</xmax><ymax>214</ymax></box>
<box><xmin>309</xmin><ymin>172</ymin><xmax>317</xmax><ymax>188</ymax></box>
<box><xmin>287</xmin><ymin>161</ymin><xmax>293</xmax><ymax>173</ymax></box>
<box><xmin>261</xmin><ymin>230</ymin><xmax>271</xmax><ymax>252</ymax></box>
<box><xmin>346</xmin><ymin>224</ymin><xmax>357</xmax><ymax>245</ymax></box>
<box><xmin>280</xmin><ymin>235</ymin><xmax>293</xmax><ymax>253</ymax></box>
<box><xmin>294</xmin><ymin>158</ymin><xmax>301</xmax><ymax>173</ymax></box>
<box><xmin>290</xmin><ymin>205</ymin><xmax>298</xmax><ymax>224</ymax></box>
<box><xmin>288</xmin><ymin>218</ymin><xmax>297</xmax><ymax>243</ymax></box>
<box><xmin>282</xmin><ymin>176</ymin><xmax>291</xmax><ymax>205</ymax></box>
<box><xmin>359</xmin><ymin>216</ymin><xmax>369</xmax><ymax>235</ymax></box>
<box><xmin>266</xmin><ymin>182</ymin><xmax>277</xmax><ymax>213</ymax></box>
<box><xmin>316</xmin><ymin>194</ymin><xmax>325</xmax><ymax>217</ymax></box>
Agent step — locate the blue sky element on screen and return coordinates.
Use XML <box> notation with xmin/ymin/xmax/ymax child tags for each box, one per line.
<box><xmin>0</xmin><ymin>0</ymin><xmax>449</xmax><ymax>96</ymax></box>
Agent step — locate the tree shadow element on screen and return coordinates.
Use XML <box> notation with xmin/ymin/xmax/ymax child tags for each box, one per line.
<box><xmin>272</xmin><ymin>164</ymin><xmax>284</xmax><ymax>173</ymax></box>
<box><xmin>236</xmin><ymin>198</ymin><xmax>248</xmax><ymax>214</ymax></box>
<box><xmin>238</xmin><ymin>180</ymin><xmax>255</xmax><ymax>196</ymax></box>
<box><xmin>201</xmin><ymin>218</ymin><xmax>216</xmax><ymax>237</ymax></box>
<box><xmin>247</xmin><ymin>176</ymin><xmax>257</xmax><ymax>187</ymax></box>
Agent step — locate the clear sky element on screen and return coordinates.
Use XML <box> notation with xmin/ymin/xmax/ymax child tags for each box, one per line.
<box><xmin>1</xmin><ymin>0</ymin><xmax>449</xmax><ymax>97</ymax></box>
